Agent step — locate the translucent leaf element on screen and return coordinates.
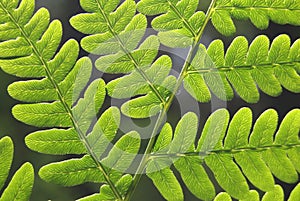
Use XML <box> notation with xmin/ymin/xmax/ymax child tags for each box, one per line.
<box><xmin>240</xmin><ymin>190</ymin><xmax>259</xmax><ymax>201</ymax></box>
<box><xmin>121</xmin><ymin>93</ymin><xmax>162</xmax><ymax>118</ymax></box>
<box><xmin>147</xmin><ymin>159</ymin><xmax>183</xmax><ymax>201</ymax></box>
<box><xmin>262</xmin><ymin>185</ymin><xmax>284</xmax><ymax>201</ymax></box>
<box><xmin>213</xmin><ymin>0</ymin><xmax>300</xmax><ymax>35</ymax></box>
<box><xmin>158</xmin><ymin>29</ymin><xmax>193</xmax><ymax>48</ymax></box>
<box><xmin>224</xmin><ymin>108</ymin><xmax>252</xmax><ymax>149</ymax></box>
<box><xmin>235</xmin><ymin>152</ymin><xmax>275</xmax><ymax>191</ymax></box>
<box><xmin>205</xmin><ymin>154</ymin><xmax>250</xmax><ymax>200</ymax></box>
<box><xmin>174</xmin><ymin>157</ymin><xmax>215</xmax><ymax>200</ymax></box>
<box><xmin>184</xmin><ymin>73</ymin><xmax>211</xmax><ymax>102</ymax></box>
<box><xmin>87</xmin><ymin>107</ymin><xmax>121</xmax><ymax>159</ymax></box>
<box><xmin>169</xmin><ymin>112</ymin><xmax>198</xmax><ymax>153</ymax></box>
<box><xmin>152</xmin><ymin>123</ymin><xmax>173</xmax><ymax>153</ymax></box>
<box><xmin>0</xmin><ymin>137</ymin><xmax>13</xmax><ymax>190</ymax></box>
<box><xmin>249</xmin><ymin>109</ymin><xmax>278</xmax><ymax>147</ymax></box>
<box><xmin>263</xmin><ymin>149</ymin><xmax>298</xmax><ymax>183</ymax></box>
<box><xmin>225</xmin><ymin>37</ymin><xmax>259</xmax><ymax>103</ymax></box>
<box><xmin>288</xmin><ymin>183</ymin><xmax>300</xmax><ymax>201</ymax></box>
<box><xmin>275</xmin><ymin>109</ymin><xmax>300</xmax><ymax>145</ymax></box>
<box><xmin>107</xmin><ymin>55</ymin><xmax>172</xmax><ymax>98</ymax></box>
<box><xmin>96</xmin><ymin>35</ymin><xmax>160</xmax><ymax>74</ymax></box>
<box><xmin>39</xmin><ymin>155</ymin><xmax>106</xmax><ymax>186</ymax></box>
<box><xmin>214</xmin><ymin>192</ymin><xmax>232</xmax><ymax>201</ymax></box>
<box><xmin>70</xmin><ymin>13</ymin><xmax>107</xmax><ymax>35</ymax></box>
<box><xmin>211</xmin><ymin>10</ymin><xmax>236</xmax><ymax>36</ymax></box>
<box><xmin>102</xmin><ymin>131</ymin><xmax>140</xmax><ymax>173</ymax></box>
<box><xmin>197</xmin><ymin>109</ymin><xmax>229</xmax><ymax>151</ymax></box>
<box><xmin>137</xmin><ymin>0</ymin><xmax>178</xmax><ymax>15</ymax></box>
<box><xmin>12</xmin><ymin>101</ymin><xmax>72</xmax><ymax>128</ymax></box>
<box><xmin>25</xmin><ymin>129</ymin><xmax>86</xmax><ymax>155</ymax></box>
<box><xmin>0</xmin><ymin>38</ymin><xmax>31</xmax><ymax>58</ymax></box>
<box><xmin>0</xmin><ymin>163</ymin><xmax>34</xmax><ymax>201</ymax></box>
<box><xmin>72</xmin><ymin>79</ymin><xmax>106</xmax><ymax>134</ymax></box>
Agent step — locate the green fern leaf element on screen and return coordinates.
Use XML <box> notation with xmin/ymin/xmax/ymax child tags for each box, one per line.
<box><xmin>0</xmin><ymin>137</ymin><xmax>13</xmax><ymax>190</ymax></box>
<box><xmin>138</xmin><ymin>0</ymin><xmax>205</xmax><ymax>48</ymax></box>
<box><xmin>148</xmin><ymin>108</ymin><xmax>300</xmax><ymax>200</ymax></box>
<box><xmin>262</xmin><ymin>185</ymin><xmax>284</xmax><ymax>201</ymax></box>
<box><xmin>0</xmin><ymin>0</ymin><xmax>142</xmax><ymax>199</ymax></box>
<box><xmin>96</xmin><ymin>36</ymin><xmax>160</xmax><ymax>74</ymax></box>
<box><xmin>121</xmin><ymin>76</ymin><xmax>176</xmax><ymax>118</ymax></box>
<box><xmin>71</xmin><ymin>0</ymin><xmax>171</xmax><ymax>118</ymax></box>
<box><xmin>25</xmin><ymin>129</ymin><xmax>86</xmax><ymax>155</ymax></box>
<box><xmin>289</xmin><ymin>183</ymin><xmax>300</xmax><ymax>201</ymax></box>
<box><xmin>213</xmin><ymin>0</ymin><xmax>300</xmax><ymax>36</ymax></box>
<box><xmin>174</xmin><ymin>157</ymin><xmax>215</xmax><ymax>200</ymax></box>
<box><xmin>152</xmin><ymin>123</ymin><xmax>173</xmax><ymax>153</ymax></box>
<box><xmin>0</xmin><ymin>136</ymin><xmax>34</xmax><ymax>201</ymax></box>
<box><xmin>106</xmin><ymin>55</ymin><xmax>172</xmax><ymax>99</ymax></box>
<box><xmin>147</xmin><ymin>159</ymin><xmax>183</xmax><ymax>201</ymax></box>
<box><xmin>0</xmin><ymin>163</ymin><xmax>34</xmax><ymax>201</ymax></box>
<box><xmin>214</xmin><ymin>192</ymin><xmax>232</xmax><ymax>201</ymax></box>
<box><xmin>185</xmin><ymin>34</ymin><xmax>300</xmax><ymax>103</ymax></box>
<box><xmin>169</xmin><ymin>112</ymin><xmax>198</xmax><ymax>153</ymax></box>
<box><xmin>39</xmin><ymin>155</ymin><xmax>108</xmax><ymax>186</ymax></box>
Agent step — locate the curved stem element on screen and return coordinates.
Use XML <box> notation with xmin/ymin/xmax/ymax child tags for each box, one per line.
<box><xmin>124</xmin><ymin>1</ymin><xmax>217</xmax><ymax>200</ymax></box>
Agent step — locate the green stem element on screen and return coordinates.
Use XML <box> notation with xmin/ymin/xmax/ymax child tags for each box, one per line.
<box><xmin>149</xmin><ymin>143</ymin><xmax>300</xmax><ymax>159</ymax></box>
<box><xmin>186</xmin><ymin>61</ymin><xmax>300</xmax><ymax>74</ymax></box>
<box><xmin>124</xmin><ymin>1</ymin><xmax>217</xmax><ymax>200</ymax></box>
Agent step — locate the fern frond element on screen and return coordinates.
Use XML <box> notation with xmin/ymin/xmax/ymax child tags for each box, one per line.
<box><xmin>137</xmin><ymin>0</ymin><xmax>206</xmax><ymax>48</ymax></box>
<box><xmin>0</xmin><ymin>0</ymin><xmax>141</xmax><ymax>199</ymax></box>
<box><xmin>0</xmin><ymin>136</ymin><xmax>34</xmax><ymax>201</ymax></box>
<box><xmin>184</xmin><ymin>34</ymin><xmax>300</xmax><ymax>103</ymax></box>
<box><xmin>138</xmin><ymin>0</ymin><xmax>300</xmax><ymax>44</ymax></box>
<box><xmin>215</xmin><ymin>183</ymin><xmax>300</xmax><ymax>201</ymax></box>
<box><xmin>70</xmin><ymin>0</ymin><xmax>177</xmax><ymax>118</ymax></box>
<box><xmin>147</xmin><ymin>108</ymin><xmax>300</xmax><ymax>200</ymax></box>
<box><xmin>213</xmin><ymin>0</ymin><xmax>300</xmax><ymax>36</ymax></box>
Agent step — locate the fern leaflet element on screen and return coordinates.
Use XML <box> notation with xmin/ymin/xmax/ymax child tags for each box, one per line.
<box><xmin>0</xmin><ymin>136</ymin><xmax>34</xmax><ymax>201</ymax></box>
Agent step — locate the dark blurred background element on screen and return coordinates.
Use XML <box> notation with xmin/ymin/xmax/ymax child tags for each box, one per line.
<box><xmin>0</xmin><ymin>0</ymin><xmax>299</xmax><ymax>200</ymax></box>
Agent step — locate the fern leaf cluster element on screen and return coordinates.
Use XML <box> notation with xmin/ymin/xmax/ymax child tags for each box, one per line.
<box><xmin>0</xmin><ymin>0</ymin><xmax>300</xmax><ymax>200</ymax></box>
<box><xmin>184</xmin><ymin>34</ymin><xmax>300</xmax><ymax>103</ymax></box>
<box><xmin>137</xmin><ymin>0</ymin><xmax>300</xmax><ymax>45</ymax></box>
<box><xmin>70</xmin><ymin>0</ymin><xmax>176</xmax><ymax>119</ymax></box>
<box><xmin>0</xmin><ymin>0</ymin><xmax>141</xmax><ymax>199</ymax></box>
<box><xmin>212</xmin><ymin>0</ymin><xmax>300</xmax><ymax>36</ymax></box>
<box><xmin>0</xmin><ymin>136</ymin><xmax>34</xmax><ymax>200</ymax></box>
<box><xmin>137</xmin><ymin>0</ymin><xmax>205</xmax><ymax>48</ymax></box>
<box><xmin>147</xmin><ymin>108</ymin><xmax>300</xmax><ymax>200</ymax></box>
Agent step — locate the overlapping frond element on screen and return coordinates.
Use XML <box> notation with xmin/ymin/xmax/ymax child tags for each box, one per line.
<box><xmin>213</xmin><ymin>0</ymin><xmax>300</xmax><ymax>36</ymax></box>
<box><xmin>0</xmin><ymin>0</ymin><xmax>141</xmax><ymax>199</ymax></box>
<box><xmin>70</xmin><ymin>0</ymin><xmax>176</xmax><ymax>119</ymax></box>
<box><xmin>146</xmin><ymin>108</ymin><xmax>300</xmax><ymax>200</ymax></box>
<box><xmin>138</xmin><ymin>0</ymin><xmax>300</xmax><ymax>40</ymax></box>
<box><xmin>184</xmin><ymin>34</ymin><xmax>300</xmax><ymax>103</ymax></box>
<box><xmin>137</xmin><ymin>0</ymin><xmax>205</xmax><ymax>48</ymax></box>
<box><xmin>0</xmin><ymin>136</ymin><xmax>34</xmax><ymax>201</ymax></box>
